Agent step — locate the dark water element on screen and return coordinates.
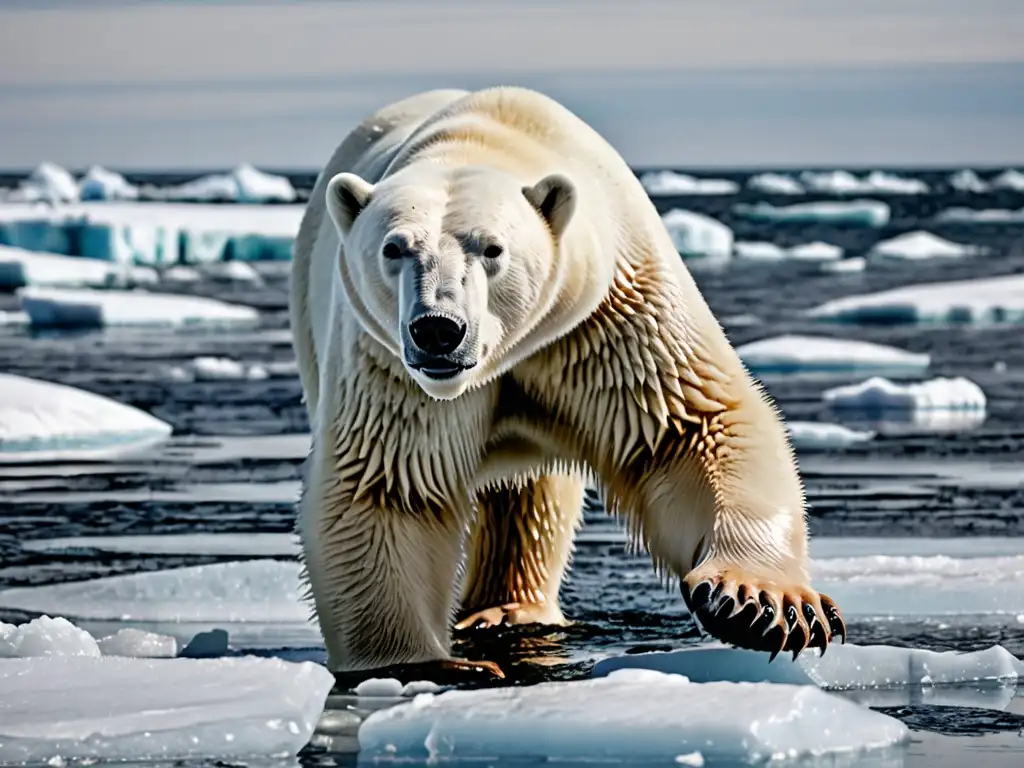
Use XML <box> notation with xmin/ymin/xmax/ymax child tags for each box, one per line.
<box><xmin>1</xmin><ymin>169</ymin><xmax>1024</xmax><ymax>766</ymax></box>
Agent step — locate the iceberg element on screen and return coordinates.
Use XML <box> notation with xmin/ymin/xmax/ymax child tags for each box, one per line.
<box><xmin>934</xmin><ymin>206</ymin><xmax>1024</xmax><ymax>224</ymax></box>
<box><xmin>867</xmin><ymin>231</ymin><xmax>987</xmax><ymax>261</ymax></box>
<box><xmin>358</xmin><ymin>669</ymin><xmax>908</xmax><ymax>765</ymax></box>
<box><xmin>733</xmin><ymin>240</ymin><xmax>842</xmax><ymax>262</ymax></box>
<box><xmin>78</xmin><ymin>165</ymin><xmax>139</xmax><ymax>201</ymax></box>
<box><xmin>18</xmin><ymin>286</ymin><xmax>261</xmax><ymax>329</ymax></box>
<box><xmin>0</xmin><ymin>244</ymin><xmax>155</xmax><ymax>290</ymax></box>
<box><xmin>639</xmin><ymin>170</ymin><xmax>739</xmax><ymax>196</ymax></box>
<box><xmin>591</xmin><ymin>643</ymin><xmax>1024</xmax><ymax>690</ymax></box>
<box><xmin>0</xmin><ymin>646</ymin><xmax>332</xmax><ymax>764</ymax></box>
<box><xmin>991</xmin><ymin>168</ymin><xmax>1024</xmax><ymax>191</ymax></box>
<box><xmin>948</xmin><ymin>169</ymin><xmax>990</xmax><ymax>193</ymax></box>
<box><xmin>9</xmin><ymin>162</ymin><xmax>80</xmax><ymax>204</ymax></box>
<box><xmin>660</xmin><ymin>209</ymin><xmax>733</xmax><ymax>260</ymax></box>
<box><xmin>0</xmin><ymin>373</ymin><xmax>173</xmax><ymax>463</ymax></box>
<box><xmin>822</xmin><ymin>375</ymin><xmax>986</xmax><ymax>415</ymax></box>
<box><xmin>141</xmin><ymin>163</ymin><xmax>297</xmax><ymax>203</ymax></box>
<box><xmin>737</xmin><ymin>334</ymin><xmax>930</xmax><ymax>377</ymax></box>
<box><xmin>734</xmin><ymin>200</ymin><xmax>891</xmax><ymax>227</ymax></box>
<box><xmin>799</xmin><ymin>170</ymin><xmax>929</xmax><ymax>195</ymax></box>
<box><xmin>805</xmin><ymin>274</ymin><xmax>1024</xmax><ymax>325</ymax></box>
<box><xmin>745</xmin><ymin>172</ymin><xmax>805</xmax><ymax>195</ymax></box>
<box><xmin>0</xmin><ymin>201</ymin><xmax>304</xmax><ymax>265</ymax></box>
<box><xmin>787</xmin><ymin>421</ymin><xmax>874</xmax><ymax>451</ymax></box>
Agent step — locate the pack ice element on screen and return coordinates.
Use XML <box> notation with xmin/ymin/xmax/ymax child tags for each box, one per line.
<box><xmin>737</xmin><ymin>334</ymin><xmax>929</xmax><ymax>377</ymax></box>
<box><xmin>0</xmin><ymin>373</ymin><xmax>172</xmax><ymax>463</ymax></box>
<box><xmin>0</xmin><ymin>244</ymin><xmax>156</xmax><ymax>290</ymax></box>
<box><xmin>0</xmin><ymin>617</ymin><xmax>333</xmax><ymax>765</ymax></box>
<box><xmin>639</xmin><ymin>170</ymin><xmax>739</xmax><ymax>196</ymax></box>
<box><xmin>734</xmin><ymin>200</ymin><xmax>891</xmax><ymax>228</ymax></box>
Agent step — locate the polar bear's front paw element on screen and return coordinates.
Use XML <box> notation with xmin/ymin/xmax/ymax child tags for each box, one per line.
<box><xmin>681</xmin><ymin>562</ymin><xmax>846</xmax><ymax>661</ymax></box>
<box><xmin>454</xmin><ymin>601</ymin><xmax>567</xmax><ymax>631</ymax></box>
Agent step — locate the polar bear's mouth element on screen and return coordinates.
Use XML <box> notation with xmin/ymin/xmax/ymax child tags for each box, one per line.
<box><xmin>410</xmin><ymin>360</ymin><xmax>472</xmax><ymax>380</ymax></box>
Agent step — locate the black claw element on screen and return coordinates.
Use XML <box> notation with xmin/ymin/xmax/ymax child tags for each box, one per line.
<box><xmin>784</xmin><ymin>603</ymin><xmax>799</xmax><ymax>633</ymax></box>
<box><xmin>689</xmin><ymin>580</ymin><xmax>714</xmax><ymax>609</ymax></box>
<box><xmin>713</xmin><ymin>595</ymin><xmax>735</xmax><ymax>619</ymax></box>
<box><xmin>823</xmin><ymin>601</ymin><xmax>847</xmax><ymax>643</ymax></box>
<box><xmin>762</xmin><ymin>624</ymin><xmax>786</xmax><ymax>660</ymax></box>
<box><xmin>784</xmin><ymin>625</ymin><xmax>808</xmax><ymax>659</ymax></box>
<box><xmin>808</xmin><ymin>620</ymin><xmax>829</xmax><ymax>656</ymax></box>
<box><xmin>802</xmin><ymin>603</ymin><xmax>818</xmax><ymax>624</ymax></box>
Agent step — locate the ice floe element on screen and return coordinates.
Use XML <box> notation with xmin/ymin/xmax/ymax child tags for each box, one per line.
<box><xmin>6</xmin><ymin>162</ymin><xmax>80</xmax><ymax>204</ymax></box>
<box><xmin>593</xmin><ymin>643</ymin><xmax>1024</xmax><ymax>690</ymax></box>
<box><xmin>991</xmin><ymin>168</ymin><xmax>1024</xmax><ymax>191</ymax></box>
<box><xmin>357</xmin><ymin>669</ymin><xmax>908</xmax><ymax>765</ymax></box>
<box><xmin>78</xmin><ymin>165</ymin><xmax>139</xmax><ymax>201</ymax></box>
<box><xmin>934</xmin><ymin>206</ymin><xmax>1024</xmax><ymax>224</ymax></box>
<box><xmin>139</xmin><ymin>163</ymin><xmax>297</xmax><ymax>203</ymax></box>
<box><xmin>867</xmin><ymin>230</ymin><xmax>987</xmax><ymax>261</ymax></box>
<box><xmin>948</xmin><ymin>169</ymin><xmax>990</xmax><ymax>193</ymax></box>
<box><xmin>0</xmin><ymin>201</ymin><xmax>303</xmax><ymax>264</ymax></box>
<box><xmin>799</xmin><ymin>170</ymin><xmax>929</xmax><ymax>195</ymax></box>
<box><xmin>167</xmin><ymin>355</ymin><xmax>273</xmax><ymax>383</ymax></box>
<box><xmin>0</xmin><ymin>244</ymin><xmax>156</xmax><ymax>290</ymax></box>
<box><xmin>733</xmin><ymin>200</ymin><xmax>891</xmax><ymax>227</ymax></box>
<box><xmin>18</xmin><ymin>286</ymin><xmax>261</xmax><ymax>329</ymax></box>
<box><xmin>819</xmin><ymin>256</ymin><xmax>867</xmax><ymax>274</ymax></box>
<box><xmin>639</xmin><ymin>170</ymin><xmax>739</xmax><ymax>196</ymax></box>
<box><xmin>823</xmin><ymin>375</ymin><xmax>986</xmax><ymax>414</ymax></box>
<box><xmin>806</xmin><ymin>274</ymin><xmax>1024</xmax><ymax>324</ymax></box>
<box><xmin>733</xmin><ymin>240</ymin><xmax>843</xmax><ymax>262</ymax></box>
<box><xmin>660</xmin><ymin>209</ymin><xmax>733</xmax><ymax>260</ymax></box>
<box><xmin>787</xmin><ymin>421</ymin><xmax>874</xmax><ymax>451</ymax></box>
<box><xmin>0</xmin><ymin>617</ymin><xmax>332</xmax><ymax>764</ymax></box>
<box><xmin>0</xmin><ymin>372</ymin><xmax>173</xmax><ymax>463</ymax></box>
<box><xmin>737</xmin><ymin>334</ymin><xmax>930</xmax><ymax>377</ymax></box>
<box><xmin>745</xmin><ymin>172</ymin><xmax>805</xmax><ymax>195</ymax></box>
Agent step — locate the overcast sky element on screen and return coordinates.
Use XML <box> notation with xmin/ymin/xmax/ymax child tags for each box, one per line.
<box><xmin>0</xmin><ymin>0</ymin><xmax>1021</xmax><ymax>170</ymax></box>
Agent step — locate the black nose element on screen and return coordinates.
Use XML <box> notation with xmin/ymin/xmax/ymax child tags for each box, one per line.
<box><xmin>409</xmin><ymin>314</ymin><xmax>467</xmax><ymax>356</ymax></box>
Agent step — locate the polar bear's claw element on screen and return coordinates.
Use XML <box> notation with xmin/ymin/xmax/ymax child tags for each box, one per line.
<box><xmin>682</xmin><ymin>565</ymin><xmax>847</xmax><ymax>661</ymax></box>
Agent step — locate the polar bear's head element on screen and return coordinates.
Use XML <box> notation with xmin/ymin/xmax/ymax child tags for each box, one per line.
<box><xmin>324</xmin><ymin>164</ymin><xmax>577</xmax><ymax>400</ymax></box>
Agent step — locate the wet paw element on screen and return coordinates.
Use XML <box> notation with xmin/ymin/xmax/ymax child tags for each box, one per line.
<box><xmin>454</xmin><ymin>601</ymin><xmax>566</xmax><ymax>631</ymax></box>
<box><xmin>681</xmin><ymin>563</ymin><xmax>847</xmax><ymax>661</ymax></box>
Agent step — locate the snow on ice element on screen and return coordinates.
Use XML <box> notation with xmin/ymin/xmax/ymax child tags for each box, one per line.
<box><xmin>733</xmin><ymin>241</ymin><xmax>843</xmax><ymax>263</ymax></box>
<box><xmin>733</xmin><ymin>200</ymin><xmax>891</xmax><ymax>227</ymax></box>
<box><xmin>798</xmin><ymin>170</ymin><xmax>929</xmax><ymax>195</ymax></box>
<box><xmin>0</xmin><ymin>373</ymin><xmax>173</xmax><ymax>463</ymax></box>
<box><xmin>806</xmin><ymin>274</ymin><xmax>1024</xmax><ymax>325</ymax></box>
<box><xmin>867</xmin><ymin>231</ymin><xmax>987</xmax><ymax>261</ymax></box>
<box><xmin>18</xmin><ymin>286</ymin><xmax>261</xmax><ymax>329</ymax></box>
<box><xmin>140</xmin><ymin>163</ymin><xmax>297</xmax><ymax>203</ymax></box>
<box><xmin>737</xmin><ymin>334</ymin><xmax>930</xmax><ymax>377</ymax></box>
<box><xmin>823</xmin><ymin>376</ymin><xmax>987</xmax><ymax>414</ymax></box>
<box><xmin>0</xmin><ymin>244</ymin><xmax>156</xmax><ymax>290</ymax></box>
<box><xmin>786</xmin><ymin>421</ymin><xmax>874</xmax><ymax>451</ymax></box>
<box><xmin>639</xmin><ymin>170</ymin><xmax>739</xmax><ymax>196</ymax></box>
<box><xmin>745</xmin><ymin>172</ymin><xmax>805</xmax><ymax>195</ymax></box>
<box><xmin>357</xmin><ymin>669</ymin><xmax>908</xmax><ymax>765</ymax></box>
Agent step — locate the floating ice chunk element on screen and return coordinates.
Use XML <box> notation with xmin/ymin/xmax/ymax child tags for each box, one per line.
<box><xmin>96</xmin><ymin>628</ymin><xmax>177</xmax><ymax>658</ymax></box>
<box><xmin>161</xmin><ymin>265</ymin><xmax>202</xmax><ymax>283</ymax></box>
<box><xmin>11</xmin><ymin>162</ymin><xmax>81</xmax><ymax>203</ymax></box>
<box><xmin>402</xmin><ymin>680</ymin><xmax>441</xmax><ymax>695</ymax></box>
<box><xmin>0</xmin><ymin>373</ymin><xmax>173</xmax><ymax>463</ymax></box>
<box><xmin>78</xmin><ymin>165</ymin><xmax>139</xmax><ymax>201</ymax></box>
<box><xmin>0</xmin><ymin>309</ymin><xmax>29</xmax><ymax>326</ymax></box>
<box><xmin>991</xmin><ymin>168</ymin><xmax>1024</xmax><ymax>191</ymax></box>
<box><xmin>934</xmin><ymin>206</ymin><xmax>1024</xmax><ymax>224</ymax></box>
<box><xmin>639</xmin><ymin>171</ymin><xmax>739</xmax><ymax>196</ymax></box>
<box><xmin>0</xmin><ymin>616</ymin><xmax>100</xmax><ymax>658</ymax></box>
<box><xmin>0</xmin><ymin>655</ymin><xmax>334</xmax><ymax>764</ymax></box>
<box><xmin>745</xmin><ymin>172</ymin><xmax>804</xmax><ymax>194</ymax></box>
<box><xmin>661</xmin><ymin>209</ymin><xmax>733</xmax><ymax>259</ymax></box>
<box><xmin>948</xmin><ymin>169</ymin><xmax>990</xmax><ymax>193</ymax></box>
<box><xmin>733</xmin><ymin>241</ymin><xmax>842</xmax><ymax>262</ymax></box>
<box><xmin>18</xmin><ymin>286</ymin><xmax>261</xmax><ymax>329</ymax></box>
<box><xmin>868</xmin><ymin>231</ymin><xmax>986</xmax><ymax>261</ymax></box>
<box><xmin>737</xmin><ymin>334</ymin><xmax>929</xmax><ymax>377</ymax></box>
<box><xmin>820</xmin><ymin>256</ymin><xmax>866</xmax><ymax>274</ymax></box>
<box><xmin>788</xmin><ymin>421</ymin><xmax>874</xmax><ymax>451</ymax></box>
<box><xmin>358</xmin><ymin>670</ymin><xmax>908</xmax><ymax>764</ymax></box>
<box><xmin>799</xmin><ymin>170</ymin><xmax>928</xmax><ymax>195</ymax></box>
<box><xmin>823</xmin><ymin>375</ymin><xmax>986</xmax><ymax>414</ymax></box>
<box><xmin>169</xmin><ymin>356</ymin><xmax>270</xmax><ymax>382</ymax></box>
<box><xmin>0</xmin><ymin>244</ymin><xmax>156</xmax><ymax>289</ymax></box>
<box><xmin>734</xmin><ymin>200</ymin><xmax>890</xmax><ymax>227</ymax></box>
<box><xmin>591</xmin><ymin>643</ymin><xmax>1024</xmax><ymax>690</ymax></box>
<box><xmin>806</xmin><ymin>273</ymin><xmax>1024</xmax><ymax>324</ymax></box>
<box><xmin>0</xmin><ymin>201</ymin><xmax>303</xmax><ymax>265</ymax></box>
<box><xmin>199</xmin><ymin>260</ymin><xmax>264</xmax><ymax>284</ymax></box>
<box><xmin>145</xmin><ymin>164</ymin><xmax>297</xmax><ymax>203</ymax></box>
<box><xmin>355</xmin><ymin>678</ymin><xmax>405</xmax><ymax>697</ymax></box>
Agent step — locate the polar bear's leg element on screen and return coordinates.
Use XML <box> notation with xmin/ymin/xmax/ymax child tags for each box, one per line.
<box><xmin>456</xmin><ymin>474</ymin><xmax>584</xmax><ymax>630</ymax></box>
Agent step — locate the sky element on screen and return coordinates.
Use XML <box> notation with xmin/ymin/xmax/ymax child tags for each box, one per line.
<box><xmin>0</xmin><ymin>0</ymin><xmax>1022</xmax><ymax>171</ymax></box>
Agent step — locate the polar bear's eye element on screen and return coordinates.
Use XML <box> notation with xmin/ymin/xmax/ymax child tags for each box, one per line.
<box><xmin>382</xmin><ymin>242</ymin><xmax>403</xmax><ymax>260</ymax></box>
<box><xmin>483</xmin><ymin>244</ymin><xmax>503</xmax><ymax>259</ymax></box>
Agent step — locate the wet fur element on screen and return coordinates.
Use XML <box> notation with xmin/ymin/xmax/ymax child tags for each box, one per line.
<box><xmin>290</xmin><ymin>86</ymin><xmax>838</xmax><ymax>673</ymax></box>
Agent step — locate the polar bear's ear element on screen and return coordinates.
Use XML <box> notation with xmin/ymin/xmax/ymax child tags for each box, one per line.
<box><xmin>326</xmin><ymin>172</ymin><xmax>375</xmax><ymax>236</ymax></box>
<box><xmin>523</xmin><ymin>173</ymin><xmax>576</xmax><ymax>238</ymax></box>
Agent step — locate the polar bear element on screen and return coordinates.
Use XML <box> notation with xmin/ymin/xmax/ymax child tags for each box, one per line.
<box><xmin>289</xmin><ymin>86</ymin><xmax>846</xmax><ymax>677</ymax></box>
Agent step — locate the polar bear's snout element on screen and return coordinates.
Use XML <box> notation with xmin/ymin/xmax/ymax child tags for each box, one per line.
<box><xmin>409</xmin><ymin>313</ymin><xmax>467</xmax><ymax>356</ymax></box>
